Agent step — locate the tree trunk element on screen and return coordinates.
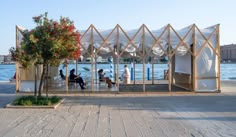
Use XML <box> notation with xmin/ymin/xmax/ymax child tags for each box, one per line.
<box><xmin>34</xmin><ymin>64</ymin><xmax>37</xmax><ymax>96</ymax></box>
<box><xmin>38</xmin><ymin>64</ymin><xmax>46</xmax><ymax>97</ymax></box>
<box><xmin>46</xmin><ymin>64</ymin><xmax>49</xmax><ymax>98</ymax></box>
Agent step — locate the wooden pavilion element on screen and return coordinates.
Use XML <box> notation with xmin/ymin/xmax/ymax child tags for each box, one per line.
<box><xmin>15</xmin><ymin>24</ymin><xmax>221</xmax><ymax>93</ymax></box>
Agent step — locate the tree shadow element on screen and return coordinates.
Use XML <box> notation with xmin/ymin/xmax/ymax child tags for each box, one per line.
<box><xmin>61</xmin><ymin>95</ymin><xmax>236</xmax><ymax>113</ymax></box>
<box><xmin>161</xmin><ymin>117</ymin><xmax>236</xmax><ymax>121</ymax></box>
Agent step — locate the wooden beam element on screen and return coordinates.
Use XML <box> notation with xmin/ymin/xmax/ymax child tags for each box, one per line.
<box><xmin>146</xmin><ymin>26</ymin><xmax>169</xmax><ymax>57</ymax></box>
<box><xmin>65</xmin><ymin>60</ymin><xmax>68</xmax><ymax>94</ymax></box>
<box><xmin>119</xmin><ymin>25</ymin><xmax>143</xmax><ymax>57</ymax></box>
<box><xmin>15</xmin><ymin>26</ymin><xmax>19</xmax><ymax>92</ymax></box>
<box><xmin>167</xmin><ymin>24</ymin><xmax>172</xmax><ymax>92</ymax></box>
<box><xmin>116</xmin><ymin>26</ymin><xmax>120</xmax><ymax>91</ymax></box>
<box><xmin>91</xmin><ymin>26</ymin><xmax>94</xmax><ymax>92</ymax></box>
<box><xmin>94</xmin><ymin>25</ymin><xmax>116</xmax><ymax>55</ymax></box>
<box><xmin>169</xmin><ymin>25</ymin><xmax>194</xmax><ymax>57</ymax></box>
<box><xmin>142</xmin><ymin>25</ymin><xmax>146</xmax><ymax>92</ymax></box>
<box><xmin>195</xmin><ymin>26</ymin><xmax>219</xmax><ymax>57</ymax></box>
<box><xmin>192</xmin><ymin>24</ymin><xmax>197</xmax><ymax>91</ymax></box>
<box><xmin>216</xmin><ymin>25</ymin><xmax>221</xmax><ymax>91</ymax></box>
<box><xmin>80</xmin><ymin>25</ymin><xmax>94</xmax><ymax>57</ymax></box>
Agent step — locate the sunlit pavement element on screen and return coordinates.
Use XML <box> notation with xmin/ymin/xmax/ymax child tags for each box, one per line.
<box><xmin>0</xmin><ymin>81</ymin><xmax>236</xmax><ymax>137</ymax></box>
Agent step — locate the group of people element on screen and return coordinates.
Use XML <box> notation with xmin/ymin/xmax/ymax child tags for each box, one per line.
<box><xmin>59</xmin><ymin>65</ymin><xmax>130</xmax><ymax>89</ymax></box>
<box><xmin>98</xmin><ymin>64</ymin><xmax>130</xmax><ymax>87</ymax></box>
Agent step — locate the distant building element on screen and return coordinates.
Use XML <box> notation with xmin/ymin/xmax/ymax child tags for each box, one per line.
<box><xmin>221</xmin><ymin>44</ymin><xmax>236</xmax><ymax>62</ymax></box>
<box><xmin>0</xmin><ymin>55</ymin><xmax>4</xmax><ymax>64</ymax></box>
<box><xmin>4</xmin><ymin>54</ymin><xmax>13</xmax><ymax>63</ymax></box>
<box><xmin>0</xmin><ymin>54</ymin><xmax>14</xmax><ymax>64</ymax></box>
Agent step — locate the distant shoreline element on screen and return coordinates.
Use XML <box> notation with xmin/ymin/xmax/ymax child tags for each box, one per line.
<box><xmin>0</xmin><ymin>63</ymin><xmax>15</xmax><ymax>65</ymax></box>
<box><xmin>1</xmin><ymin>62</ymin><xmax>236</xmax><ymax>65</ymax></box>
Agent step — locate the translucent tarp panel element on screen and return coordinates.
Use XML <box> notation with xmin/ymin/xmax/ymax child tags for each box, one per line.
<box><xmin>204</xmin><ymin>28</ymin><xmax>217</xmax><ymax>49</ymax></box>
<box><xmin>195</xmin><ymin>29</ymin><xmax>205</xmax><ymax>52</ymax></box>
<box><xmin>196</xmin><ymin>79</ymin><xmax>217</xmax><ymax>91</ymax></box>
<box><xmin>118</xmin><ymin>29</ymin><xmax>143</xmax><ymax>58</ymax></box>
<box><xmin>195</xmin><ymin>27</ymin><xmax>217</xmax><ymax>53</ymax></box>
<box><xmin>175</xmin><ymin>53</ymin><xmax>191</xmax><ymax>74</ymax></box>
<box><xmin>127</xmin><ymin>29</ymin><xmax>142</xmax><ymax>54</ymax></box>
<box><xmin>196</xmin><ymin>44</ymin><xmax>217</xmax><ymax>77</ymax></box>
<box><xmin>97</xmin><ymin>43</ymin><xmax>114</xmax><ymax>58</ymax></box>
<box><xmin>100</xmin><ymin>29</ymin><xmax>113</xmax><ymax>39</ymax></box>
<box><xmin>98</xmin><ymin>28</ymin><xmax>120</xmax><ymax>58</ymax></box>
<box><xmin>80</xmin><ymin>42</ymin><xmax>90</xmax><ymax>57</ymax></box>
<box><xmin>144</xmin><ymin>29</ymin><xmax>156</xmax><ymax>55</ymax></box>
<box><xmin>174</xmin><ymin>26</ymin><xmax>193</xmax><ymax>56</ymax></box>
<box><xmin>80</xmin><ymin>29</ymin><xmax>93</xmax><ymax>57</ymax></box>
<box><xmin>173</xmin><ymin>26</ymin><xmax>193</xmax><ymax>74</ymax></box>
<box><xmin>151</xmin><ymin>27</ymin><xmax>168</xmax><ymax>57</ymax></box>
<box><xmin>127</xmin><ymin>27</ymin><xmax>156</xmax><ymax>56</ymax></box>
<box><xmin>151</xmin><ymin>26</ymin><xmax>168</xmax><ymax>38</ymax></box>
<box><xmin>17</xmin><ymin>28</ymin><xmax>25</xmax><ymax>48</ymax></box>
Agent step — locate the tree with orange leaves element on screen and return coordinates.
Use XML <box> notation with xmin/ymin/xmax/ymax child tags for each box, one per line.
<box><xmin>10</xmin><ymin>12</ymin><xmax>81</xmax><ymax>97</ymax></box>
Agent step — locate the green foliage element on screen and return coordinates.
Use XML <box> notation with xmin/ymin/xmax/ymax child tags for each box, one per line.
<box><xmin>9</xmin><ymin>12</ymin><xmax>82</xmax><ymax>97</ymax></box>
<box><xmin>13</xmin><ymin>96</ymin><xmax>62</xmax><ymax>106</ymax></box>
<box><xmin>10</xmin><ymin>12</ymin><xmax>81</xmax><ymax>68</ymax></box>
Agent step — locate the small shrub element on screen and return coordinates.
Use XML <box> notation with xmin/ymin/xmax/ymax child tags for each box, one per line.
<box><xmin>12</xmin><ymin>95</ymin><xmax>61</xmax><ymax>106</ymax></box>
<box><xmin>51</xmin><ymin>96</ymin><xmax>61</xmax><ymax>104</ymax></box>
<box><xmin>23</xmin><ymin>100</ymin><xmax>33</xmax><ymax>106</ymax></box>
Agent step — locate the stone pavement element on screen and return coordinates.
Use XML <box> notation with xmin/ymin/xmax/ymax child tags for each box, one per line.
<box><xmin>0</xmin><ymin>81</ymin><xmax>236</xmax><ymax>137</ymax></box>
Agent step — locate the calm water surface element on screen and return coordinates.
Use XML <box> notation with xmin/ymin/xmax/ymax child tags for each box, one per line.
<box><xmin>0</xmin><ymin>64</ymin><xmax>235</xmax><ymax>81</ymax></box>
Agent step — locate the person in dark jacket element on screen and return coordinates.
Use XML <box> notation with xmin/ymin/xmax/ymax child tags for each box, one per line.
<box><xmin>59</xmin><ymin>69</ymin><xmax>66</xmax><ymax>80</ymax></box>
<box><xmin>69</xmin><ymin>69</ymin><xmax>85</xmax><ymax>89</ymax></box>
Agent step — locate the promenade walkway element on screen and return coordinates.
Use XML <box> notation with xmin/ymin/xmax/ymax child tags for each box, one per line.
<box><xmin>0</xmin><ymin>81</ymin><xmax>236</xmax><ymax>137</ymax></box>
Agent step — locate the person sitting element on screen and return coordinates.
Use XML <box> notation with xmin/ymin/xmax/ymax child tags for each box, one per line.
<box><xmin>59</xmin><ymin>69</ymin><xmax>66</xmax><ymax>80</ymax></box>
<box><xmin>98</xmin><ymin>69</ymin><xmax>115</xmax><ymax>88</ymax></box>
<box><xmin>13</xmin><ymin>72</ymin><xmax>16</xmax><ymax>79</ymax></box>
<box><xmin>10</xmin><ymin>72</ymin><xmax>16</xmax><ymax>82</ymax></box>
<box><xmin>69</xmin><ymin>69</ymin><xmax>86</xmax><ymax>89</ymax></box>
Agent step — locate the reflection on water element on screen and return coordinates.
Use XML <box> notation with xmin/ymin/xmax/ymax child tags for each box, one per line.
<box><xmin>0</xmin><ymin>64</ymin><xmax>236</xmax><ymax>81</ymax></box>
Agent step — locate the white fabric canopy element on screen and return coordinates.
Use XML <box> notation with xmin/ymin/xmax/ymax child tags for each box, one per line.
<box><xmin>79</xmin><ymin>24</ymin><xmax>219</xmax><ymax>91</ymax></box>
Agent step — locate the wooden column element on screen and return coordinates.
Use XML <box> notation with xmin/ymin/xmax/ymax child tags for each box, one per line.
<box><xmin>116</xmin><ymin>26</ymin><xmax>120</xmax><ymax>91</ymax></box>
<box><xmin>167</xmin><ymin>25</ymin><xmax>172</xmax><ymax>92</ymax></box>
<box><xmin>76</xmin><ymin>59</ymin><xmax>78</xmax><ymax>75</ymax></box>
<box><xmin>152</xmin><ymin>55</ymin><xmax>154</xmax><ymax>84</ymax></box>
<box><xmin>216</xmin><ymin>25</ymin><xmax>221</xmax><ymax>91</ymax></box>
<box><xmin>65</xmin><ymin>60</ymin><xmax>68</xmax><ymax>94</ymax></box>
<box><xmin>91</xmin><ymin>26</ymin><xmax>94</xmax><ymax>92</ymax></box>
<box><xmin>192</xmin><ymin>24</ymin><xmax>196</xmax><ymax>91</ymax></box>
<box><xmin>15</xmin><ymin>26</ymin><xmax>19</xmax><ymax>92</ymax></box>
<box><xmin>142</xmin><ymin>25</ymin><xmax>146</xmax><ymax>92</ymax></box>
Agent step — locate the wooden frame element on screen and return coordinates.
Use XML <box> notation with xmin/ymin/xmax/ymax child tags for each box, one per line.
<box><xmin>16</xmin><ymin>24</ymin><xmax>220</xmax><ymax>93</ymax></box>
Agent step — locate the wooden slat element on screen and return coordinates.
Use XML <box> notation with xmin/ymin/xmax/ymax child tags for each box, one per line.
<box><xmin>192</xmin><ymin>24</ymin><xmax>196</xmax><ymax>91</ymax></box>
<box><xmin>216</xmin><ymin>25</ymin><xmax>221</xmax><ymax>91</ymax></box>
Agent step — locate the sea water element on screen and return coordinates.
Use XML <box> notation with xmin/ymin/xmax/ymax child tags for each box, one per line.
<box><xmin>0</xmin><ymin>64</ymin><xmax>236</xmax><ymax>82</ymax></box>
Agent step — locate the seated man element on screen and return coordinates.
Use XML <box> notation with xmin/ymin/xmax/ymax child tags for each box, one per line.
<box><xmin>69</xmin><ymin>69</ymin><xmax>86</xmax><ymax>89</ymax></box>
<box><xmin>98</xmin><ymin>69</ymin><xmax>115</xmax><ymax>88</ymax></box>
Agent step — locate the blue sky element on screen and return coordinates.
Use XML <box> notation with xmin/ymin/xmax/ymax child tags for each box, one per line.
<box><xmin>0</xmin><ymin>0</ymin><xmax>235</xmax><ymax>54</ymax></box>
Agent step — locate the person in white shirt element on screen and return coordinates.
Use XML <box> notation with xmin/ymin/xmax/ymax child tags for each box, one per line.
<box><xmin>122</xmin><ymin>65</ymin><xmax>130</xmax><ymax>84</ymax></box>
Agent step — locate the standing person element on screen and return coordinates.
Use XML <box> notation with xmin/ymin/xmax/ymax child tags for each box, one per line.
<box><xmin>69</xmin><ymin>69</ymin><xmax>86</xmax><ymax>89</ymax></box>
<box><xmin>164</xmin><ymin>69</ymin><xmax>169</xmax><ymax>80</ymax></box>
<box><xmin>122</xmin><ymin>65</ymin><xmax>130</xmax><ymax>84</ymax></box>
